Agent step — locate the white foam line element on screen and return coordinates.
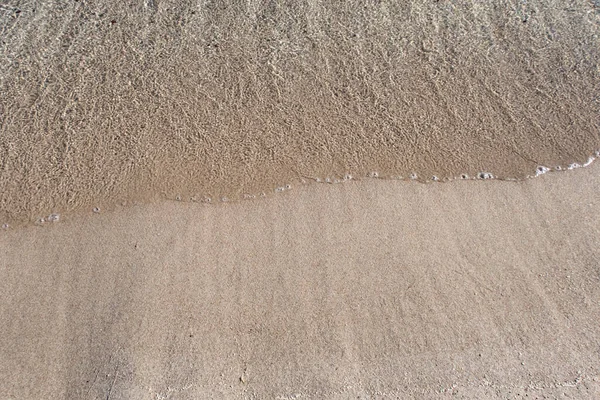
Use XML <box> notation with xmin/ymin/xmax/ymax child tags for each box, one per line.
<box><xmin>306</xmin><ymin>149</ymin><xmax>600</xmax><ymax>184</ymax></box>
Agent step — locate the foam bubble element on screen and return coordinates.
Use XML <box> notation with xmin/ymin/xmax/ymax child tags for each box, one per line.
<box><xmin>535</xmin><ymin>166</ymin><xmax>550</xmax><ymax>176</ymax></box>
<box><xmin>583</xmin><ymin>156</ymin><xmax>595</xmax><ymax>167</ymax></box>
<box><xmin>48</xmin><ymin>213</ymin><xmax>60</xmax><ymax>222</ymax></box>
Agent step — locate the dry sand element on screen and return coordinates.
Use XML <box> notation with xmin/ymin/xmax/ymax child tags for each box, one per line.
<box><xmin>1</xmin><ymin>163</ymin><xmax>600</xmax><ymax>399</ymax></box>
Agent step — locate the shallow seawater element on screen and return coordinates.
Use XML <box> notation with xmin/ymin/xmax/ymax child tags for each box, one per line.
<box><xmin>1</xmin><ymin>0</ymin><xmax>599</xmax><ymax>226</ymax></box>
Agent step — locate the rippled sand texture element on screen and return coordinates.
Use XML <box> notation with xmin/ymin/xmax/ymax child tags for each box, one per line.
<box><xmin>1</xmin><ymin>162</ymin><xmax>600</xmax><ymax>399</ymax></box>
<box><xmin>1</xmin><ymin>0</ymin><xmax>599</xmax><ymax>222</ymax></box>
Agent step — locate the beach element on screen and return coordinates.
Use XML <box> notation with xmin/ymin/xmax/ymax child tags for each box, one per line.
<box><xmin>2</xmin><ymin>163</ymin><xmax>600</xmax><ymax>398</ymax></box>
<box><xmin>1</xmin><ymin>1</ymin><xmax>600</xmax><ymax>398</ymax></box>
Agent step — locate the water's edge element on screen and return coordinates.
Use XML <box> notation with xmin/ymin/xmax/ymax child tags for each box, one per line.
<box><xmin>2</xmin><ymin>149</ymin><xmax>598</xmax><ymax>231</ymax></box>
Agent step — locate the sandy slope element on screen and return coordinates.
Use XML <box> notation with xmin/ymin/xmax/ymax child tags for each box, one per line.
<box><xmin>1</xmin><ymin>164</ymin><xmax>599</xmax><ymax>399</ymax></box>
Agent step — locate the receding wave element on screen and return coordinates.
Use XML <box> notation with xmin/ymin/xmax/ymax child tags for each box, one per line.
<box><xmin>1</xmin><ymin>0</ymin><xmax>599</xmax><ymax>224</ymax></box>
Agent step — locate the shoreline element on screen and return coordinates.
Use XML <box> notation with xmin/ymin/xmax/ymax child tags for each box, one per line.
<box><xmin>3</xmin><ymin>148</ymin><xmax>599</xmax><ymax>231</ymax></box>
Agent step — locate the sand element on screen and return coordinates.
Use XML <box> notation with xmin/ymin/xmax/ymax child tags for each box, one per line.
<box><xmin>1</xmin><ymin>163</ymin><xmax>600</xmax><ymax>399</ymax></box>
<box><xmin>1</xmin><ymin>0</ymin><xmax>599</xmax><ymax>223</ymax></box>
<box><xmin>2</xmin><ymin>1</ymin><xmax>600</xmax><ymax>398</ymax></box>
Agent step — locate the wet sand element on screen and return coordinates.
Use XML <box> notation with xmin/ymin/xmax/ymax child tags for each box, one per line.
<box><xmin>1</xmin><ymin>0</ymin><xmax>599</xmax><ymax>223</ymax></box>
<box><xmin>1</xmin><ymin>163</ymin><xmax>600</xmax><ymax>399</ymax></box>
